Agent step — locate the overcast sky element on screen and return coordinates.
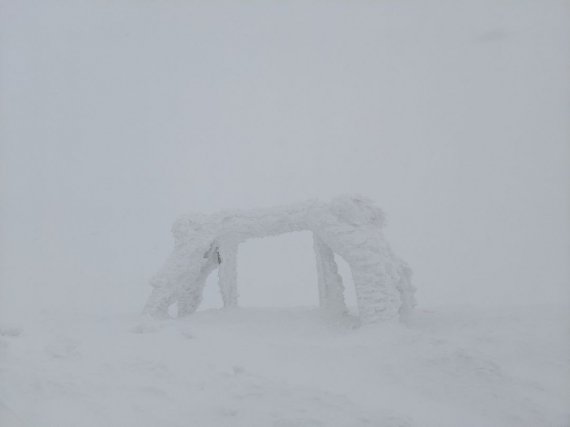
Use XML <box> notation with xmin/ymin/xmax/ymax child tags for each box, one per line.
<box><xmin>1</xmin><ymin>0</ymin><xmax>569</xmax><ymax>319</ymax></box>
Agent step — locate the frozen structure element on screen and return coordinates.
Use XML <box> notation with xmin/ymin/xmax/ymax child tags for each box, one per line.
<box><xmin>143</xmin><ymin>195</ymin><xmax>415</xmax><ymax>324</ymax></box>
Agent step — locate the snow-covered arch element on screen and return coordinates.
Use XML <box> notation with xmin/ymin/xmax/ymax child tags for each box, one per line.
<box><xmin>143</xmin><ymin>195</ymin><xmax>415</xmax><ymax>324</ymax></box>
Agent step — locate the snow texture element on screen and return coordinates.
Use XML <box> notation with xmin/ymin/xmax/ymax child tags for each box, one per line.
<box><xmin>1</xmin><ymin>305</ymin><xmax>568</xmax><ymax>427</ymax></box>
<box><xmin>144</xmin><ymin>195</ymin><xmax>416</xmax><ymax>323</ymax></box>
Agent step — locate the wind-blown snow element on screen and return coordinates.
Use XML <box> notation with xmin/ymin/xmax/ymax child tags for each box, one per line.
<box><xmin>1</xmin><ymin>305</ymin><xmax>568</xmax><ymax>427</ymax></box>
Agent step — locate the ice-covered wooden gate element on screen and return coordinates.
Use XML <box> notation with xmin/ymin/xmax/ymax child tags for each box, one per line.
<box><xmin>143</xmin><ymin>195</ymin><xmax>415</xmax><ymax>324</ymax></box>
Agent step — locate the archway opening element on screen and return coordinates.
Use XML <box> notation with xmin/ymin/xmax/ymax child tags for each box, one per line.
<box><xmin>334</xmin><ymin>254</ymin><xmax>358</xmax><ymax>315</ymax></box>
<box><xmin>236</xmin><ymin>231</ymin><xmax>320</xmax><ymax>308</ymax></box>
<box><xmin>200</xmin><ymin>272</ymin><xmax>224</xmax><ymax>310</ymax></box>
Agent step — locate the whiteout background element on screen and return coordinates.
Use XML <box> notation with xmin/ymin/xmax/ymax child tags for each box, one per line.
<box><xmin>1</xmin><ymin>0</ymin><xmax>569</xmax><ymax>317</ymax></box>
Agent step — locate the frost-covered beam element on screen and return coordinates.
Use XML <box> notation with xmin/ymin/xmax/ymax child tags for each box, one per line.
<box><xmin>313</xmin><ymin>234</ymin><xmax>346</xmax><ymax>315</ymax></box>
<box><xmin>214</xmin><ymin>200</ymin><xmax>319</xmax><ymax>241</ymax></box>
<box><xmin>218</xmin><ymin>242</ymin><xmax>238</xmax><ymax>308</ymax></box>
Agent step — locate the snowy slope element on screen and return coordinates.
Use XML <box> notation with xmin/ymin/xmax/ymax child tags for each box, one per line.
<box><xmin>1</xmin><ymin>305</ymin><xmax>568</xmax><ymax>427</ymax></box>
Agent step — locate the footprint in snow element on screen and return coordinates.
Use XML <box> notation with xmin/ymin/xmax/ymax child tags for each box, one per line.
<box><xmin>0</xmin><ymin>327</ymin><xmax>22</xmax><ymax>337</ymax></box>
<box><xmin>45</xmin><ymin>337</ymin><xmax>80</xmax><ymax>359</ymax></box>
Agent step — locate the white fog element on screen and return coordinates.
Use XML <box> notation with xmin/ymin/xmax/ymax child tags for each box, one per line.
<box><xmin>1</xmin><ymin>1</ymin><xmax>569</xmax><ymax>426</ymax></box>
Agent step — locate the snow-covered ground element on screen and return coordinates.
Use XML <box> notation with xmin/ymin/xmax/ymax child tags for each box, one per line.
<box><xmin>1</xmin><ymin>305</ymin><xmax>568</xmax><ymax>427</ymax></box>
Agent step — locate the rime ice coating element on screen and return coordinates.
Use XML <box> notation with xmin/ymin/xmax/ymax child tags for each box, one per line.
<box><xmin>143</xmin><ymin>195</ymin><xmax>415</xmax><ymax>324</ymax></box>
